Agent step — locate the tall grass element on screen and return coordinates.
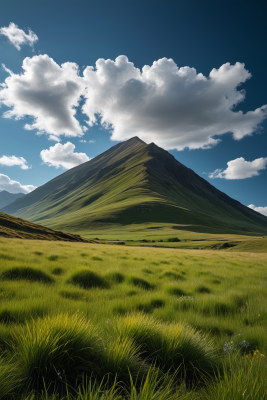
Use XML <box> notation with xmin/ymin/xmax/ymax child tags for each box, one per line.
<box><xmin>0</xmin><ymin>237</ymin><xmax>266</xmax><ymax>398</ymax></box>
<box><xmin>110</xmin><ymin>313</ymin><xmax>218</xmax><ymax>383</ymax></box>
<box><xmin>9</xmin><ymin>314</ymin><xmax>101</xmax><ymax>392</ymax></box>
<box><xmin>199</xmin><ymin>353</ymin><xmax>267</xmax><ymax>399</ymax></box>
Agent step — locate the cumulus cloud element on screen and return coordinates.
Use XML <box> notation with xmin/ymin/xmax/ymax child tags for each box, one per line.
<box><xmin>1</xmin><ymin>55</ymin><xmax>266</xmax><ymax>150</ymax></box>
<box><xmin>0</xmin><ymin>22</ymin><xmax>38</xmax><ymax>50</ymax></box>
<box><xmin>0</xmin><ymin>173</ymin><xmax>36</xmax><ymax>193</ymax></box>
<box><xmin>0</xmin><ymin>155</ymin><xmax>29</xmax><ymax>169</ymax></box>
<box><xmin>82</xmin><ymin>56</ymin><xmax>267</xmax><ymax>150</ymax></box>
<box><xmin>248</xmin><ymin>204</ymin><xmax>267</xmax><ymax>217</ymax></box>
<box><xmin>0</xmin><ymin>55</ymin><xmax>86</xmax><ymax>140</ymax></box>
<box><xmin>40</xmin><ymin>141</ymin><xmax>90</xmax><ymax>169</ymax></box>
<box><xmin>209</xmin><ymin>157</ymin><xmax>267</xmax><ymax>179</ymax></box>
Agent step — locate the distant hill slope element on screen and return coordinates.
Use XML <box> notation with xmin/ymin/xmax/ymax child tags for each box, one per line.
<box><xmin>1</xmin><ymin>137</ymin><xmax>267</xmax><ymax>236</ymax></box>
<box><xmin>0</xmin><ymin>191</ymin><xmax>25</xmax><ymax>209</ymax></box>
<box><xmin>0</xmin><ymin>212</ymin><xmax>95</xmax><ymax>242</ymax></box>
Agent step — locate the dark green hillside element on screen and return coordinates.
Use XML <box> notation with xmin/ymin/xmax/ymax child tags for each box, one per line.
<box><xmin>1</xmin><ymin>137</ymin><xmax>267</xmax><ymax>236</ymax></box>
<box><xmin>0</xmin><ymin>212</ymin><xmax>94</xmax><ymax>242</ymax></box>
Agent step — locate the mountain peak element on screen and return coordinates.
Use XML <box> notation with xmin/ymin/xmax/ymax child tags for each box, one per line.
<box><xmin>126</xmin><ymin>136</ymin><xmax>146</xmax><ymax>144</ymax></box>
<box><xmin>1</xmin><ymin>138</ymin><xmax>267</xmax><ymax>236</ymax></box>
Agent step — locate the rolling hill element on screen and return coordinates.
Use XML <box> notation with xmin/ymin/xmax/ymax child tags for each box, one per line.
<box><xmin>0</xmin><ymin>212</ymin><xmax>94</xmax><ymax>242</ymax></box>
<box><xmin>1</xmin><ymin>137</ymin><xmax>267</xmax><ymax>236</ymax></box>
<box><xmin>0</xmin><ymin>190</ymin><xmax>25</xmax><ymax>209</ymax></box>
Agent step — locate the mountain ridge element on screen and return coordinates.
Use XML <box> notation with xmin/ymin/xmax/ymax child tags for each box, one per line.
<box><xmin>0</xmin><ymin>190</ymin><xmax>25</xmax><ymax>209</ymax></box>
<box><xmin>1</xmin><ymin>137</ymin><xmax>267</xmax><ymax>236</ymax></box>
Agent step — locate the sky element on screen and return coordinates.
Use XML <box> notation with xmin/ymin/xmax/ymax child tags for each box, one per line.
<box><xmin>0</xmin><ymin>0</ymin><xmax>266</xmax><ymax>216</ymax></box>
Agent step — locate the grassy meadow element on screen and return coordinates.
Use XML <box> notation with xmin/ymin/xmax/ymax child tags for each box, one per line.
<box><xmin>0</xmin><ymin>237</ymin><xmax>266</xmax><ymax>399</ymax></box>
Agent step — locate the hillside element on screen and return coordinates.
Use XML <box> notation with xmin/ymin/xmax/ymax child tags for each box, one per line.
<box><xmin>0</xmin><ymin>190</ymin><xmax>25</xmax><ymax>209</ymax></box>
<box><xmin>1</xmin><ymin>137</ymin><xmax>267</xmax><ymax>236</ymax></box>
<box><xmin>0</xmin><ymin>212</ymin><xmax>94</xmax><ymax>242</ymax></box>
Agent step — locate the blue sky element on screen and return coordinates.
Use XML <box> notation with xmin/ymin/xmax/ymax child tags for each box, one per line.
<box><xmin>0</xmin><ymin>0</ymin><xmax>266</xmax><ymax>215</ymax></box>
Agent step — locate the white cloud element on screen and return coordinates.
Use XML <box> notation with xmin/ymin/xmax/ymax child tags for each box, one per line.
<box><xmin>79</xmin><ymin>139</ymin><xmax>87</xmax><ymax>143</ymax></box>
<box><xmin>0</xmin><ymin>173</ymin><xmax>36</xmax><ymax>193</ymax></box>
<box><xmin>0</xmin><ymin>55</ymin><xmax>86</xmax><ymax>140</ymax></box>
<box><xmin>88</xmin><ymin>140</ymin><xmax>95</xmax><ymax>143</ymax></box>
<box><xmin>48</xmin><ymin>135</ymin><xmax>61</xmax><ymax>142</ymax></box>
<box><xmin>0</xmin><ymin>22</ymin><xmax>38</xmax><ymax>50</ymax></box>
<box><xmin>248</xmin><ymin>205</ymin><xmax>267</xmax><ymax>217</ymax></box>
<box><xmin>40</xmin><ymin>141</ymin><xmax>90</xmax><ymax>169</ymax></box>
<box><xmin>0</xmin><ymin>155</ymin><xmax>29</xmax><ymax>170</ymax></box>
<box><xmin>1</xmin><ymin>55</ymin><xmax>266</xmax><ymax>150</ymax></box>
<box><xmin>209</xmin><ymin>157</ymin><xmax>267</xmax><ymax>179</ymax></box>
<box><xmin>82</xmin><ymin>56</ymin><xmax>267</xmax><ymax>150</ymax></box>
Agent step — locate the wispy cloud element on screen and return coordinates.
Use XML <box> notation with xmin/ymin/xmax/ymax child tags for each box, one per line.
<box><xmin>209</xmin><ymin>157</ymin><xmax>267</xmax><ymax>179</ymax></box>
<box><xmin>0</xmin><ymin>155</ymin><xmax>30</xmax><ymax>170</ymax></box>
<box><xmin>0</xmin><ymin>22</ymin><xmax>38</xmax><ymax>50</ymax></box>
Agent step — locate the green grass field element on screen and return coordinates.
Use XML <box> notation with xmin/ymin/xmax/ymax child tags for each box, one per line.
<box><xmin>0</xmin><ymin>237</ymin><xmax>266</xmax><ymax>399</ymax></box>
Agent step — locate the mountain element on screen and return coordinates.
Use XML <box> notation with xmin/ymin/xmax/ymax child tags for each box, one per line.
<box><xmin>1</xmin><ymin>137</ymin><xmax>267</xmax><ymax>236</ymax></box>
<box><xmin>0</xmin><ymin>190</ymin><xmax>25</xmax><ymax>209</ymax></box>
<box><xmin>0</xmin><ymin>212</ymin><xmax>95</xmax><ymax>242</ymax></box>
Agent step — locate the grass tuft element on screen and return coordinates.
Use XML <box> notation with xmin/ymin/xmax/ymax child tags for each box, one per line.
<box><xmin>52</xmin><ymin>267</ymin><xmax>64</xmax><ymax>275</ymax></box>
<box><xmin>111</xmin><ymin>313</ymin><xmax>218</xmax><ymax>383</ymax></box>
<box><xmin>105</xmin><ymin>271</ymin><xmax>125</xmax><ymax>284</ymax></box>
<box><xmin>128</xmin><ymin>276</ymin><xmax>154</xmax><ymax>290</ymax></box>
<box><xmin>195</xmin><ymin>285</ymin><xmax>212</xmax><ymax>294</ymax></box>
<box><xmin>161</xmin><ymin>271</ymin><xmax>185</xmax><ymax>280</ymax></box>
<box><xmin>165</xmin><ymin>284</ymin><xmax>186</xmax><ymax>297</ymax></box>
<box><xmin>48</xmin><ymin>254</ymin><xmax>59</xmax><ymax>261</ymax></box>
<box><xmin>0</xmin><ymin>253</ymin><xmax>15</xmax><ymax>261</ymax></box>
<box><xmin>10</xmin><ymin>313</ymin><xmax>101</xmax><ymax>393</ymax></box>
<box><xmin>67</xmin><ymin>269</ymin><xmax>109</xmax><ymax>289</ymax></box>
<box><xmin>99</xmin><ymin>336</ymin><xmax>148</xmax><ymax>384</ymax></box>
<box><xmin>59</xmin><ymin>290</ymin><xmax>85</xmax><ymax>301</ymax></box>
<box><xmin>0</xmin><ymin>267</ymin><xmax>53</xmax><ymax>283</ymax></box>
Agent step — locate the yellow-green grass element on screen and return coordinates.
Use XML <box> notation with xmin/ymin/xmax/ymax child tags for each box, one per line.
<box><xmin>0</xmin><ymin>237</ymin><xmax>266</xmax><ymax>398</ymax></box>
<box><xmin>77</xmin><ymin>223</ymin><xmax>267</xmax><ymax>252</ymax></box>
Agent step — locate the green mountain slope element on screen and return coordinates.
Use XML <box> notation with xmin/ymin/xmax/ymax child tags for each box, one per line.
<box><xmin>1</xmin><ymin>137</ymin><xmax>267</xmax><ymax>236</ymax></box>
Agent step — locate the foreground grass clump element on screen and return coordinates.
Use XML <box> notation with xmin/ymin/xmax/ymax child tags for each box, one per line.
<box><xmin>0</xmin><ymin>357</ymin><xmax>19</xmax><ymax>398</ymax></box>
<box><xmin>110</xmin><ymin>313</ymin><xmax>217</xmax><ymax>383</ymax></box>
<box><xmin>200</xmin><ymin>353</ymin><xmax>267</xmax><ymax>399</ymax></box>
<box><xmin>0</xmin><ymin>267</ymin><xmax>53</xmax><ymax>283</ymax></box>
<box><xmin>1</xmin><ymin>313</ymin><xmax>218</xmax><ymax>397</ymax></box>
<box><xmin>10</xmin><ymin>313</ymin><xmax>101</xmax><ymax>392</ymax></box>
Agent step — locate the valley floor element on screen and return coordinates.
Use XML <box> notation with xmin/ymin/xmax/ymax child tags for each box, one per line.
<box><xmin>0</xmin><ymin>237</ymin><xmax>266</xmax><ymax>398</ymax></box>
